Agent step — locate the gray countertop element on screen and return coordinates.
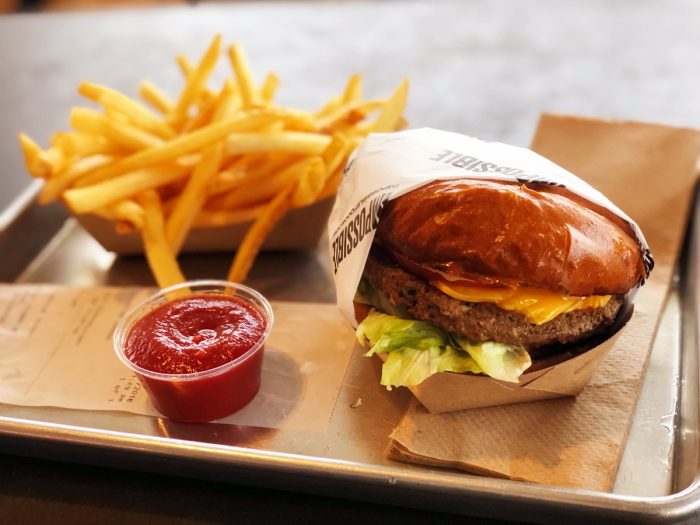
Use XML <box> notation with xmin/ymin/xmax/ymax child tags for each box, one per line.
<box><xmin>1</xmin><ymin>1</ymin><xmax>699</xmax><ymax>523</ymax></box>
<box><xmin>3</xmin><ymin>0</ymin><xmax>700</xmax><ymax>212</ymax></box>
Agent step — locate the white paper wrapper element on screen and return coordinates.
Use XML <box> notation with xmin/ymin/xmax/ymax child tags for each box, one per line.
<box><xmin>328</xmin><ymin>127</ymin><xmax>652</xmax><ymax>326</ymax></box>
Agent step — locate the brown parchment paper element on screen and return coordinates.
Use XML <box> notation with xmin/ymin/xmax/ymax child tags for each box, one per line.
<box><xmin>387</xmin><ymin>115</ymin><xmax>700</xmax><ymax>491</ymax></box>
<box><xmin>0</xmin><ymin>286</ymin><xmax>356</xmax><ymax>434</ymax></box>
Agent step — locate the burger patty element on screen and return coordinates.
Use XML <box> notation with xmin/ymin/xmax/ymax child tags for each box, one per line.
<box><xmin>364</xmin><ymin>251</ymin><xmax>623</xmax><ymax>350</ymax></box>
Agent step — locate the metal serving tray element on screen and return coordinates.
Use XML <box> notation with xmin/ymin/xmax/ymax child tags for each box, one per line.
<box><xmin>0</xmin><ymin>187</ymin><xmax>698</xmax><ymax>525</ymax></box>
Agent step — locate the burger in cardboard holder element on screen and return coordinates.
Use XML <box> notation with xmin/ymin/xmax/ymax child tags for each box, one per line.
<box><xmin>329</xmin><ymin>128</ymin><xmax>652</xmax><ymax>413</ymax></box>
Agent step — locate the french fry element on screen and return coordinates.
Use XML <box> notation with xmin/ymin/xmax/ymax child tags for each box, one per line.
<box><xmin>181</xmin><ymin>96</ymin><xmax>217</xmax><ymax>133</ymax></box>
<box><xmin>63</xmin><ymin>165</ymin><xmax>190</xmax><ymax>213</ymax></box>
<box><xmin>170</xmin><ymin>35</ymin><xmax>222</xmax><ymax>129</ymax></box>
<box><xmin>317</xmin><ymin>164</ymin><xmax>345</xmax><ymax>201</ymax></box>
<box><xmin>93</xmin><ymin>199</ymin><xmax>145</xmax><ymax>231</ymax></box>
<box><xmin>292</xmin><ymin>158</ymin><xmax>326</xmax><ymax>207</ymax></box>
<box><xmin>166</xmin><ymin>143</ymin><xmax>223</xmax><ymax>253</ymax></box>
<box><xmin>176</xmin><ymin>54</ymin><xmax>193</xmax><ymax>78</ymax></box>
<box><xmin>101</xmin><ymin>92</ymin><xmax>176</xmax><ymax>139</ymax></box>
<box><xmin>110</xmin><ymin>199</ymin><xmax>145</xmax><ymax>230</ymax></box>
<box><xmin>77</xmin><ymin>111</ymin><xmax>279</xmax><ymax>186</ymax></box>
<box><xmin>79</xmin><ymin>82</ymin><xmax>176</xmax><ymax>139</ymax></box>
<box><xmin>314</xmin><ymin>100</ymin><xmax>383</xmax><ymax>132</ymax></box>
<box><xmin>19</xmin><ymin>134</ymin><xmax>54</xmax><ymax>179</ymax></box>
<box><xmin>315</xmin><ymin>95</ymin><xmax>342</xmax><ymax>118</ymax></box>
<box><xmin>104</xmin><ymin>107</ymin><xmax>129</xmax><ymax>124</ymax></box>
<box><xmin>206</xmin><ymin>163</ymin><xmax>248</xmax><ymax>196</ymax></box>
<box><xmin>211</xmin><ymin>79</ymin><xmax>240</xmax><ymax>123</ymax></box>
<box><xmin>193</xmin><ymin>204</ymin><xmax>264</xmax><ymax>229</ymax></box>
<box><xmin>139</xmin><ymin>190</ymin><xmax>186</xmax><ymax>290</ymax></box>
<box><xmin>70</xmin><ymin>107</ymin><xmax>164</xmax><ymax>151</ymax></box>
<box><xmin>214</xmin><ymin>156</ymin><xmax>321</xmax><ymax>210</ymax></box>
<box><xmin>260</xmin><ymin>73</ymin><xmax>279</xmax><ymax>103</ymax></box>
<box><xmin>19</xmin><ymin>139</ymin><xmax>67</xmax><ymax>180</ymax></box>
<box><xmin>139</xmin><ymin>80</ymin><xmax>174</xmax><ymax>114</ymax></box>
<box><xmin>372</xmin><ymin>78</ymin><xmax>409</xmax><ymax>132</ymax></box>
<box><xmin>68</xmin><ymin>107</ymin><xmax>105</xmax><ymax>134</ymax></box>
<box><xmin>342</xmin><ymin>74</ymin><xmax>362</xmax><ymax>103</ymax></box>
<box><xmin>321</xmin><ymin>134</ymin><xmax>350</xmax><ymax>178</ymax></box>
<box><xmin>51</xmin><ymin>132</ymin><xmax>124</xmax><ymax>157</ymax></box>
<box><xmin>39</xmin><ymin>154</ymin><xmax>115</xmax><ymax>203</ymax></box>
<box><xmin>227</xmin><ymin>181</ymin><xmax>296</xmax><ymax>283</ymax></box>
<box><xmin>206</xmin><ymin>153</ymin><xmax>295</xmax><ymax>198</ymax></box>
<box><xmin>176</xmin><ymin>55</ymin><xmax>217</xmax><ymax>109</ymax></box>
<box><xmin>226</xmin><ymin>131</ymin><xmax>331</xmax><ymax>156</ymax></box>
<box><xmin>270</xmin><ymin>108</ymin><xmax>316</xmax><ymax>131</ymax></box>
<box><xmin>49</xmin><ymin>147</ymin><xmax>70</xmax><ymax>174</ymax></box>
<box><xmin>228</xmin><ymin>43</ymin><xmax>261</xmax><ymax>108</ymax></box>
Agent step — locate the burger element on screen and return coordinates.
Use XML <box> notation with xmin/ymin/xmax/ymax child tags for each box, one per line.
<box><xmin>354</xmin><ymin>179</ymin><xmax>647</xmax><ymax>389</ymax></box>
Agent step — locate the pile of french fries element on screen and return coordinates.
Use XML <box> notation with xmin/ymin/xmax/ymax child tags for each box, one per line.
<box><xmin>19</xmin><ymin>35</ymin><xmax>408</xmax><ymax>287</ymax></box>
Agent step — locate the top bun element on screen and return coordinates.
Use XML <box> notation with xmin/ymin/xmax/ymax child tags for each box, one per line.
<box><xmin>375</xmin><ymin>179</ymin><xmax>645</xmax><ymax>296</ymax></box>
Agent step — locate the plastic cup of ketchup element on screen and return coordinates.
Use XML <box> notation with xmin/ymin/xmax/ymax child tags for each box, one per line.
<box><xmin>113</xmin><ymin>280</ymin><xmax>273</xmax><ymax>423</ymax></box>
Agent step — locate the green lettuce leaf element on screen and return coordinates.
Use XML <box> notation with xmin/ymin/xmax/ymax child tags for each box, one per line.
<box><xmin>356</xmin><ymin>310</ymin><xmax>531</xmax><ymax>389</ymax></box>
<box><xmin>452</xmin><ymin>336</ymin><xmax>531</xmax><ymax>383</ymax></box>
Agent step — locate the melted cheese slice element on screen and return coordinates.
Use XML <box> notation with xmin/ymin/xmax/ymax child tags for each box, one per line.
<box><xmin>433</xmin><ymin>280</ymin><xmax>611</xmax><ymax>325</ymax></box>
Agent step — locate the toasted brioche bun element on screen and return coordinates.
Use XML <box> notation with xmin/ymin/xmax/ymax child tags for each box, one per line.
<box><xmin>376</xmin><ymin>180</ymin><xmax>645</xmax><ymax>297</ymax></box>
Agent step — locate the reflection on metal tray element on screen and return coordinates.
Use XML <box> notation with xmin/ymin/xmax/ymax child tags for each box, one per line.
<box><xmin>0</xmin><ymin>189</ymin><xmax>699</xmax><ymax>524</ymax></box>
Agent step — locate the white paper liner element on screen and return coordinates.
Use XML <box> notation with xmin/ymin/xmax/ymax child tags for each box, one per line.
<box><xmin>328</xmin><ymin>127</ymin><xmax>651</xmax><ymax>326</ymax></box>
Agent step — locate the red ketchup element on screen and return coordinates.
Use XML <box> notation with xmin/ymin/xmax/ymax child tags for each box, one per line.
<box><xmin>115</xmin><ymin>282</ymin><xmax>272</xmax><ymax>423</ymax></box>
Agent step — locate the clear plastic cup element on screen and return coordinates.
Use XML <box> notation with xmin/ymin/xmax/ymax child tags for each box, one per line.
<box><xmin>113</xmin><ymin>280</ymin><xmax>273</xmax><ymax>423</ymax></box>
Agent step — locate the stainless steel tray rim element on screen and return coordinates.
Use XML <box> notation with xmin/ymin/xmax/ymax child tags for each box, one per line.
<box><xmin>4</xmin><ymin>413</ymin><xmax>700</xmax><ymax>522</ymax></box>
